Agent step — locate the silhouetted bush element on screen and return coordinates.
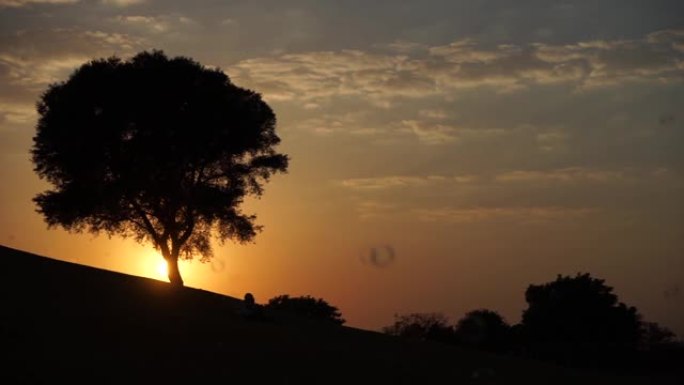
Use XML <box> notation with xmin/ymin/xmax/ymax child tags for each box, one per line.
<box><xmin>521</xmin><ymin>273</ymin><xmax>642</xmax><ymax>368</ymax></box>
<box><xmin>265</xmin><ymin>295</ymin><xmax>345</xmax><ymax>325</ymax></box>
<box><xmin>382</xmin><ymin>313</ymin><xmax>455</xmax><ymax>344</ymax></box>
<box><xmin>455</xmin><ymin>309</ymin><xmax>512</xmax><ymax>353</ymax></box>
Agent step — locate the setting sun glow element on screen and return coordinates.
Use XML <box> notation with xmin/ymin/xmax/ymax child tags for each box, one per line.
<box><xmin>0</xmin><ymin>0</ymin><xmax>682</xmax><ymax>340</ymax></box>
<box><xmin>156</xmin><ymin>259</ymin><xmax>168</xmax><ymax>279</ymax></box>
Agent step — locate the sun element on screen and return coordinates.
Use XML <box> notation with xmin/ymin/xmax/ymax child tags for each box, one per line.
<box><xmin>156</xmin><ymin>259</ymin><xmax>168</xmax><ymax>278</ymax></box>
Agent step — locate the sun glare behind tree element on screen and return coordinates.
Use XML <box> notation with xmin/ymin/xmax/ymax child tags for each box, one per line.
<box><xmin>156</xmin><ymin>258</ymin><xmax>169</xmax><ymax>279</ymax></box>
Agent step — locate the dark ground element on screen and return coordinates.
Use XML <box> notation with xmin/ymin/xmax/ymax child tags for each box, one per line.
<box><xmin>0</xmin><ymin>245</ymin><xmax>675</xmax><ymax>384</ymax></box>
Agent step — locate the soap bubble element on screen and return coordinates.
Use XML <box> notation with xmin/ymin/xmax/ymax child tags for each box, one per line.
<box><xmin>361</xmin><ymin>245</ymin><xmax>396</xmax><ymax>268</ymax></box>
<box><xmin>210</xmin><ymin>258</ymin><xmax>226</xmax><ymax>273</ymax></box>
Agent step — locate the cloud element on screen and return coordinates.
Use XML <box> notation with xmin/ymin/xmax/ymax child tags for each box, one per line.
<box><xmin>494</xmin><ymin>167</ymin><xmax>673</xmax><ymax>185</ymax></box>
<box><xmin>401</xmin><ymin>119</ymin><xmax>459</xmax><ymax>144</ymax></box>
<box><xmin>535</xmin><ymin>129</ymin><xmax>569</xmax><ymax>152</ymax></box>
<box><xmin>533</xmin><ymin>29</ymin><xmax>684</xmax><ymax>87</ymax></box>
<box><xmin>0</xmin><ymin>101</ymin><xmax>37</xmax><ymax>125</ymax></box>
<box><xmin>401</xmin><ymin>120</ymin><xmax>506</xmax><ymax>145</ymax></box>
<box><xmin>413</xmin><ymin>206</ymin><xmax>597</xmax><ymax>224</ymax></box>
<box><xmin>496</xmin><ymin>167</ymin><xmax>627</xmax><ymax>183</ymax></box>
<box><xmin>113</xmin><ymin>14</ymin><xmax>196</xmax><ymax>34</ymax></box>
<box><xmin>0</xmin><ymin>28</ymin><xmax>144</xmax><ymax>120</ymax></box>
<box><xmin>230</xmin><ymin>49</ymin><xmax>436</xmax><ymax>104</ymax></box>
<box><xmin>340</xmin><ymin>167</ymin><xmax>666</xmax><ymax>194</ymax></box>
<box><xmin>418</xmin><ymin>109</ymin><xmax>449</xmax><ymax>119</ymax></box>
<box><xmin>0</xmin><ymin>0</ymin><xmax>77</xmax><ymax>7</ymax></box>
<box><xmin>101</xmin><ymin>0</ymin><xmax>143</xmax><ymax>6</ymax></box>
<box><xmin>229</xmin><ymin>29</ymin><xmax>683</xmax><ymax>104</ymax></box>
<box><xmin>0</xmin><ymin>28</ymin><xmax>143</xmax><ymax>90</ymax></box>
<box><xmin>339</xmin><ymin>175</ymin><xmax>475</xmax><ymax>190</ymax></box>
<box><xmin>495</xmin><ymin>168</ymin><xmax>627</xmax><ymax>184</ymax></box>
<box><xmin>295</xmin><ymin>112</ymin><xmax>383</xmax><ymax>136</ymax></box>
<box><xmin>0</xmin><ymin>53</ymin><xmax>90</xmax><ymax>87</ymax></box>
<box><xmin>354</xmin><ymin>201</ymin><xmax>398</xmax><ymax>220</ymax></box>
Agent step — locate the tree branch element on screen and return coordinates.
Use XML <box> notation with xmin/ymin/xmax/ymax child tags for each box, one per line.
<box><xmin>129</xmin><ymin>199</ymin><xmax>162</xmax><ymax>246</ymax></box>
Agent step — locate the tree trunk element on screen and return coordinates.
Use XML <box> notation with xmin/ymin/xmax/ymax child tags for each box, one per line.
<box><xmin>165</xmin><ymin>254</ymin><xmax>184</xmax><ymax>287</ymax></box>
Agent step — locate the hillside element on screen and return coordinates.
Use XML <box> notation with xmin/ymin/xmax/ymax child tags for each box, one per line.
<box><xmin>0</xmin><ymin>245</ymin><xmax>665</xmax><ymax>384</ymax></box>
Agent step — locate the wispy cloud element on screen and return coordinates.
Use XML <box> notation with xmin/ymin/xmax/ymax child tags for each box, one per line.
<box><xmin>0</xmin><ymin>0</ymin><xmax>77</xmax><ymax>8</ymax></box>
<box><xmin>229</xmin><ymin>29</ymin><xmax>684</xmax><ymax>104</ymax></box>
<box><xmin>0</xmin><ymin>101</ymin><xmax>37</xmax><ymax>125</ymax></box>
<box><xmin>0</xmin><ymin>28</ymin><xmax>143</xmax><ymax>91</ymax></box>
<box><xmin>414</xmin><ymin>206</ymin><xmax>598</xmax><ymax>224</ymax></box>
<box><xmin>354</xmin><ymin>200</ymin><xmax>398</xmax><ymax>220</ymax></box>
<box><xmin>113</xmin><ymin>14</ymin><xmax>196</xmax><ymax>34</ymax></box>
<box><xmin>230</xmin><ymin>49</ymin><xmax>436</xmax><ymax>104</ymax></box>
<box><xmin>339</xmin><ymin>175</ymin><xmax>475</xmax><ymax>190</ymax></box>
<box><xmin>101</xmin><ymin>0</ymin><xmax>144</xmax><ymax>6</ymax></box>
<box><xmin>495</xmin><ymin>168</ymin><xmax>628</xmax><ymax>184</ymax></box>
<box><xmin>535</xmin><ymin>129</ymin><xmax>569</xmax><ymax>153</ymax></box>
<box><xmin>401</xmin><ymin>120</ymin><xmax>506</xmax><ymax>145</ymax></box>
<box><xmin>494</xmin><ymin>167</ymin><xmax>676</xmax><ymax>185</ymax></box>
<box><xmin>339</xmin><ymin>167</ymin><xmax>667</xmax><ymax>193</ymax></box>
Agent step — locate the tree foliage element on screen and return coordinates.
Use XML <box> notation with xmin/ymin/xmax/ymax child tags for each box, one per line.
<box><xmin>454</xmin><ymin>309</ymin><xmax>511</xmax><ymax>352</ymax></box>
<box><xmin>380</xmin><ymin>273</ymin><xmax>681</xmax><ymax>372</ymax></box>
<box><xmin>266</xmin><ymin>295</ymin><xmax>345</xmax><ymax>325</ymax></box>
<box><xmin>521</xmin><ymin>273</ymin><xmax>642</xmax><ymax>366</ymax></box>
<box><xmin>382</xmin><ymin>313</ymin><xmax>454</xmax><ymax>343</ymax></box>
<box><xmin>31</xmin><ymin>50</ymin><xmax>288</xmax><ymax>286</ymax></box>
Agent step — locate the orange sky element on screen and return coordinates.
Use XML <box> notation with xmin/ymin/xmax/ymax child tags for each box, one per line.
<box><xmin>1</xmin><ymin>0</ymin><xmax>683</xmax><ymax>336</ymax></box>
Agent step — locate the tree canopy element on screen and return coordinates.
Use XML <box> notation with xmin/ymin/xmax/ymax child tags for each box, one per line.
<box><xmin>32</xmin><ymin>50</ymin><xmax>288</xmax><ymax>286</ymax></box>
<box><xmin>265</xmin><ymin>295</ymin><xmax>345</xmax><ymax>325</ymax></box>
<box><xmin>521</xmin><ymin>273</ymin><xmax>642</xmax><ymax>366</ymax></box>
<box><xmin>382</xmin><ymin>313</ymin><xmax>454</xmax><ymax>343</ymax></box>
<box><xmin>381</xmin><ymin>273</ymin><xmax>681</xmax><ymax>372</ymax></box>
<box><xmin>454</xmin><ymin>309</ymin><xmax>511</xmax><ymax>352</ymax></box>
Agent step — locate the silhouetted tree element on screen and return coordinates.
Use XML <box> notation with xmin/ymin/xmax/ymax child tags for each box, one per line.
<box><xmin>641</xmin><ymin>322</ymin><xmax>676</xmax><ymax>349</ymax></box>
<box><xmin>455</xmin><ymin>309</ymin><xmax>511</xmax><ymax>352</ymax></box>
<box><xmin>639</xmin><ymin>322</ymin><xmax>684</xmax><ymax>373</ymax></box>
<box><xmin>521</xmin><ymin>273</ymin><xmax>642</xmax><ymax>367</ymax></box>
<box><xmin>266</xmin><ymin>295</ymin><xmax>345</xmax><ymax>325</ymax></box>
<box><xmin>32</xmin><ymin>51</ymin><xmax>288</xmax><ymax>286</ymax></box>
<box><xmin>382</xmin><ymin>313</ymin><xmax>455</xmax><ymax>344</ymax></box>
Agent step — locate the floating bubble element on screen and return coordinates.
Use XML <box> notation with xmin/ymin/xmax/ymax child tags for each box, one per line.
<box><xmin>663</xmin><ymin>284</ymin><xmax>680</xmax><ymax>300</ymax></box>
<box><xmin>361</xmin><ymin>245</ymin><xmax>396</xmax><ymax>268</ymax></box>
<box><xmin>210</xmin><ymin>258</ymin><xmax>226</xmax><ymax>273</ymax></box>
<box><xmin>658</xmin><ymin>114</ymin><xmax>675</xmax><ymax>126</ymax></box>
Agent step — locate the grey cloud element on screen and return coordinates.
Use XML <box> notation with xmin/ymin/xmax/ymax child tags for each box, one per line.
<box><xmin>413</xmin><ymin>206</ymin><xmax>598</xmax><ymax>224</ymax></box>
<box><xmin>0</xmin><ymin>28</ymin><xmax>144</xmax><ymax>112</ymax></box>
<box><xmin>339</xmin><ymin>167</ymin><xmax>676</xmax><ymax>223</ymax></box>
<box><xmin>112</xmin><ymin>14</ymin><xmax>197</xmax><ymax>35</ymax></box>
<box><xmin>230</xmin><ymin>29</ymin><xmax>684</xmax><ymax>105</ymax></box>
<box><xmin>101</xmin><ymin>0</ymin><xmax>144</xmax><ymax>6</ymax></box>
<box><xmin>495</xmin><ymin>168</ymin><xmax>629</xmax><ymax>184</ymax></box>
<box><xmin>401</xmin><ymin>120</ymin><xmax>508</xmax><ymax>145</ymax></box>
<box><xmin>353</xmin><ymin>201</ymin><xmax>398</xmax><ymax>221</ymax></box>
<box><xmin>0</xmin><ymin>0</ymin><xmax>77</xmax><ymax>8</ymax></box>
<box><xmin>338</xmin><ymin>167</ymin><xmax>665</xmax><ymax>192</ymax></box>
<box><xmin>339</xmin><ymin>175</ymin><xmax>475</xmax><ymax>190</ymax></box>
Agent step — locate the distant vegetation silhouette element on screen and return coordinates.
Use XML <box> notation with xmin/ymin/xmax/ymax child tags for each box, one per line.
<box><xmin>455</xmin><ymin>309</ymin><xmax>512</xmax><ymax>353</ymax></box>
<box><xmin>265</xmin><ymin>295</ymin><xmax>345</xmax><ymax>325</ymax></box>
<box><xmin>31</xmin><ymin>50</ymin><xmax>288</xmax><ymax>286</ymax></box>
<box><xmin>383</xmin><ymin>272</ymin><xmax>683</xmax><ymax>373</ymax></box>
<box><xmin>382</xmin><ymin>312</ymin><xmax>455</xmax><ymax>343</ymax></box>
<box><xmin>521</xmin><ymin>273</ymin><xmax>642</xmax><ymax>367</ymax></box>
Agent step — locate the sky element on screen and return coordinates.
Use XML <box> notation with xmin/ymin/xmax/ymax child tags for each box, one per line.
<box><xmin>1</xmin><ymin>0</ymin><xmax>683</xmax><ymax>336</ymax></box>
